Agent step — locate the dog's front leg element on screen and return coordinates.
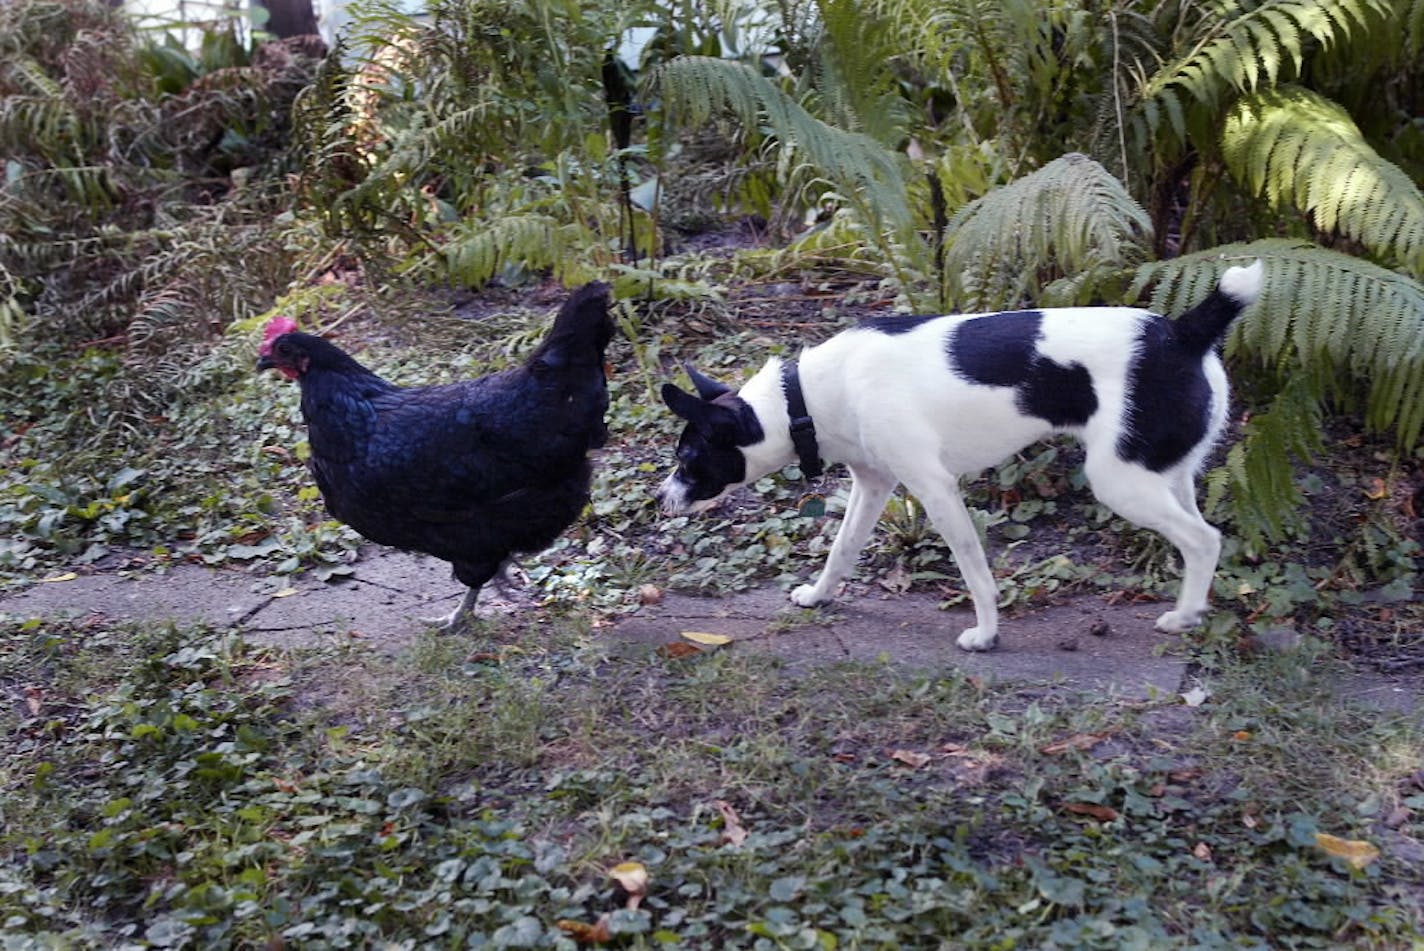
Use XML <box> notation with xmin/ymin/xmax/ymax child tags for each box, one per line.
<box><xmin>791</xmin><ymin>466</ymin><xmax>896</xmax><ymax>607</ymax></box>
<box><xmin>909</xmin><ymin>477</ymin><xmax>1001</xmax><ymax>651</ymax></box>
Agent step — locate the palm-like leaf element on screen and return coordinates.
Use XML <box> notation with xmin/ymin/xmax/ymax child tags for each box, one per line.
<box><xmin>1134</xmin><ymin>238</ymin><xmax>1424</xmax><ymax>447</ymax></box>
<box><xmin>645</xmin><ymin>55</ymin><xmax>914</xmax><ymax>238</ymax></box>
<box><xmin>1221</xmin><ymin>85</ymin><xmax>1424</xmax><ymax>277</ymax></box>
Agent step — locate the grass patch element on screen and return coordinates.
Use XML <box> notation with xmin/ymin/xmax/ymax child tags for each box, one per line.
<box><xmin>2</xmin><ymin>614</ymin><xmax>1419</xmax><ymax>947</ymax></box>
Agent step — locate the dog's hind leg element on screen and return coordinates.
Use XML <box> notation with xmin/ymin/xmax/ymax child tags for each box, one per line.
<box><xmin>901</xmin><ymin>471</ymin><xmax>1002</xmax><ymax>652</ymax></box>
<box><xmin>792</xmin><ymin>465</ymin><xmax>896</xmax><ymax>607</ymax></box>
<box><xmin>1085</xmin><ymin>456</ymin><xmax>1221</xmax><ymax>633</ymax></box>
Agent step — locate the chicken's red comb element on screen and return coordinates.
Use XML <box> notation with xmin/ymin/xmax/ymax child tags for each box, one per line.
<box><xmin>259</xmin><ymin>316</ymin><xmax>298</xmax><ymax>355</ymax></box>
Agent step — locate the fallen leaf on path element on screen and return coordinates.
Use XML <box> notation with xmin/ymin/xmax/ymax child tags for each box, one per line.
<box><xmin>1180</xmin><ymin>684</ymin><xmax>1211</xmax><ymax>707</ymax></box>
<box><xmin>1231</xmin><ymin>730</ymin><xmax>1252</xmax><ymax>741</ymax></box>
<box><xmin>715</xmin><ymin>799</ymin><xmax>749</xmax><ymax>846</ymax></box>
<box><xmin>557</xmin><ymin>915</ymin><xmax>612</xmax><ymax>944</ymax></box>
<box><xmin>939</xmin><ymin>742</ymin><xmax>971</xmax><ymax>756</ymax></box>
<box><xmin>878</xmin><ymin>563</ymin><xmax>912</xmax><ymax>593</ymax></box>
<box><xmin>1314</xmin><ymin>832</ymin><xmax>1380</xmax><ymax>869</ymax></box>
<box><xmin>890</xmin><ymin>749</ymin><xmax>932</xmax><ymax>769</ymax></box>
<box><xmin>1063</xmin><ymin>802</ymin><xmax>1119</xmax><ymax>822</ymax></box>
<box><xmin>681</xmin><ymin>631</ymin><xmax>732</xmax><ymax>646</ymax></box>
<box><xmin>1039</xmin><ymin>731</ymin><xmax>1115</xmax><ymax>755</ymax></box>
<box><xmin>1364</xmin><ymin>477</ymin><xmax>1389</xmax><ymax>500</ymax></box>
<box><xmin>272</xmin><ymin>587</ymin><xmax>299</xmax><ymax>598</ymax></box>
<box><xmin>1193</xmin><ymin>841</ymin><xmax>1213</xmax><ymax>861</ymax></box>
<box><xmin>657</xmin><ymin>642</ymin><xmax>702</xmax><ymax>659</ymax></box>
<box><xmin>637</xmin><ymin>584</ymin><xmax>662</xmax><ymax>605</ymax></box>
<box><xmin>23</xmin><ymin>686</ymin><xmax>42</xmax><ymax>716</ymax></box>
<box><xmin>40</xmin><ymin>572</ymin><xmax>77</xmax><ymax>583</ymax></box>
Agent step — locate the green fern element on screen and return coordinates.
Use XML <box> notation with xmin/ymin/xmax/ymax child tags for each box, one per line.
<box><xmin>1221</xmin><ymin>85</ymin><xmax>1424</xmax><ymax>276</ymax></box>
<box><xmin>1133</xmin><ymin>238</ymin><xmax>1424</xmax><ymax>448</ymax></box>
<box><xmin>809</xmin><ymin>0</ymin><xmax>909</xmax><ymax>147</ymax></box>
<box><xmin>432</xmin><ymin>214</ymin><xmax>599</xmax><ymax>288</ymax></box>
<box><xmin>1202</xmin><ymin>372</ymin><xmax>1322</xmax><ymax>550</ymax></box>
<box><xmin>939</xmin><ymin>152</ymin><xmax>1152</xmax><ymax>311</ymax></box>
<box><xmin>645</xmin><ymin>55</ymin><xmax>914</xmax><ymax>238</ymax></box>
<box><xmin>1139</xmin><ymin>0</ymin><xmax>1392</xmax><ymax>112</ymax></box>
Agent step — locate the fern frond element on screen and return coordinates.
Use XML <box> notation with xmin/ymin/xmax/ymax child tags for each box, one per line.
<box><xmin>1222</xmin><ymin>85</ymin><xmax>1424</xmax><ymax>276</ymax></box>
<box><xmin>1140</xmin><ymin>0</ymin><xmax>1392</xmax><ymax>110</ymax></box>
<box><xmin>940</xmin><ymin>152</ymin><xmax>1152</xmax><ymax>311</ymax></box>
<box><xmin>1203</xmin><ymin>372</ymin><xmax>1321</xmax><ymax>549</ymax></box>
<box><xmin>810</xmin><ymin>0</ymin><xmax>909</xmax><ymax>147</ymax></box>
<box><xmin>645</xmin><ymin>55</ymin><xmax>914</xmax><ymax>236</ymax></box>
<box><xmin>1134</xmin><ymin>238</ymin><xmax>1424</xmax><ymax>448</ymax></box>
<box><xmin>432</xmin><ymin>214</ymin><xmax>597</xmax><ymax>289</ymax></box>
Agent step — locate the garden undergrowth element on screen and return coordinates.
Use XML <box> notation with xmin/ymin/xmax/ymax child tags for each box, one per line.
<box><xmin>1</xmin><ymin>613</ymin><xmax>1420</xmax><ymax>947</ymax></box>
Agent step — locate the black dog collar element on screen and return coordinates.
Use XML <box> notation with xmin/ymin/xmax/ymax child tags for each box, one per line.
<box><xmin>780</xmin><ymin>359</ymin><xmax>824</xmax><ymax>479</ymax></box>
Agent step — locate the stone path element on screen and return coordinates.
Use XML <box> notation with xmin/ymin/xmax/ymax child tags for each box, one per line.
<box><xmin>1</xmin><ymin>548</ymin><xmax>1418</xmax><ymax>715</ymax></box>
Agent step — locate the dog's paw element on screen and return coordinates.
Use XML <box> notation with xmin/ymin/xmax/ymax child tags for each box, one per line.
<box><xmin>956</xmin><ymin>626</ymin><xmax>998</xmax><ymax>652</ymax></box>
<box><xmin>790</xmin><ymin>584</ymin><xmax>829</xmax><ymax>608</ymax></box>
<box><xmin>1154</xmin><ymin>608</ymin><xmax>1204</xmax><ymax>633</ymax></box>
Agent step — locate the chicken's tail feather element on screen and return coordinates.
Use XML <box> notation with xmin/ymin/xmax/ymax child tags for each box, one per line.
<box><xmin>528</xmin><ymin>281</ymin><xmax>615</xmax><ymax>371</ymax></box>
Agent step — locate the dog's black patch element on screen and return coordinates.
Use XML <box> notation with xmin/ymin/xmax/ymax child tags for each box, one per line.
<box><xmin>951</xmin><ymin>311</ymin><xmax>1042</xmax><ymax>385</ymax></box>
<box><xmin>1117</xmin><ymin>318</ymin><xmax>1211</xmax><ymax>471</ymax></box>
<box><xmin>861</xmin><ymin>313</ymin><xmax>943</xmax><ymax>336</ymax></box>
<box><xmin>950</xmin><ymin>311</ymin><xmax>1098</xmax><ymax>427</ymax></box>
<box><xmin>1019</xmin><ymin>361</ymin><xmax>1098</xmax><ymax>427</ymax></box>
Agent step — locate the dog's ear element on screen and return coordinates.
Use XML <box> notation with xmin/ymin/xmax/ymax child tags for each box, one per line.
<box><xmin>662</xmin><ymin>382</ymin><xmax>710</xmax><ymax>422</ymax></box>
<box><xmin>684</xmin><ymin>363</ymin><xmax>732</xmax><ymax>401</ymax></box>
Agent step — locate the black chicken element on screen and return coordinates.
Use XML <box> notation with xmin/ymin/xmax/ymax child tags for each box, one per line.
<box><xmin>256</xmin><ymin>282</ymin><xmax>615</xmax><ymax>630</ymax></box>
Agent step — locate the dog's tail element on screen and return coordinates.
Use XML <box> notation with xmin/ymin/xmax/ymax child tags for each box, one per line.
<box><xmin>1172</xmin><ymin>259</ymin><xmax>1264</xmax><ymax>356</ymax></box>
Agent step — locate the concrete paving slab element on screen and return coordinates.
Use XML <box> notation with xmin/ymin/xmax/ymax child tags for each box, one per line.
<box><xmin>0</xmin><ymin>552</ymin><xmax>1415</xmax><ymax>719</ymax></box>
<box><xmin>240</xmin><ymin>550</ymin><xmax>463</xmax><ymax>650</ymax></box>
<box><xmin>0</xmin><ymin>564</ymin><xmax>268</xmax><ymax>628</ymax></box>
<box><xmin>610</xmin><ymin>585</ymin><xmax>1188</xmax><ymax>699</ymax></box>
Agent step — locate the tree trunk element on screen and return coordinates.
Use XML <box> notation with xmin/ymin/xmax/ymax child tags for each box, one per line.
<box><xmin>256</xmin><ymin>0</ymin><xmax>320</xmax><ymax>39</ymax></box>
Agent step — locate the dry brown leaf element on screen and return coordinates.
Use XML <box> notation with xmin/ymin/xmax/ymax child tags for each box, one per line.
<box><xmin>1063</xmin><ymin>802</ymin><xmax>1119</xmax><ymax>822</ymax></box>
<box><xmin>637</xmin><ymin>584</ymin><xmax>662</xmax><ymax>605</ymax></box>
<box><xmin>1314</xmin><ymin>832</ymin><xmax>1380</xmax><ymax>869</ymax></box>
<box><xmin>939</xmin><ymin>742</ymin><xmax>971</xmax><ymax>756</ymax></box>
<box><xmin>23</xmin><ymin>686</ymin><xmax>42</xmax><ymax>716</ymax></box>
<box><xmin>657</xmin><ymin>642</ymin><xmax>702</xmax><ymax>659</ymax></box>
<box><xmin>890</xmin><ymin>749</ymin><xmax>932</xmax><ymax>769</ymax></box>
<box><xmin>878</xmin><ymin>563</ymin><xmax>912</xmax><ymax>593</ymax></box>
<box><xmin>557</xmin><ymin>915</ymin><xmax>612</xmax><ymax>944</ymax></box>
<box><xmin>715</xmin><ymin>799</ymin><xmax>749</xmax><ymax>846</ymax></box>
<box><xmin>1364</xmin><ymin>477</ymin><xmax>1390</xmax><ymax>500</ymax></box>
<box><xmin>1193</xmin><ymin>841</ymin><xmax>1213</xmax><ymax>861</ymax></box>
<box><xmin>41</xmin><ymin>572</ymin><xmax>77</xmax><ymax>583</ymax></box>
<box><xmin>1039</xmin><ymin>731</ymin><xmax>1115</xmax><ymax>755</ymax></box>
<box><xmin>1231</xmin><ymin>730</ymin><xmax>1252</xmax><ymax>741</ymax></box>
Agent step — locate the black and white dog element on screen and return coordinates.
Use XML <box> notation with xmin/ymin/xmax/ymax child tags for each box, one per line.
<box><xmin>657</xmin><ymin>261</ymin><xmax>1263</xmax><ymax>651</ymax></box>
